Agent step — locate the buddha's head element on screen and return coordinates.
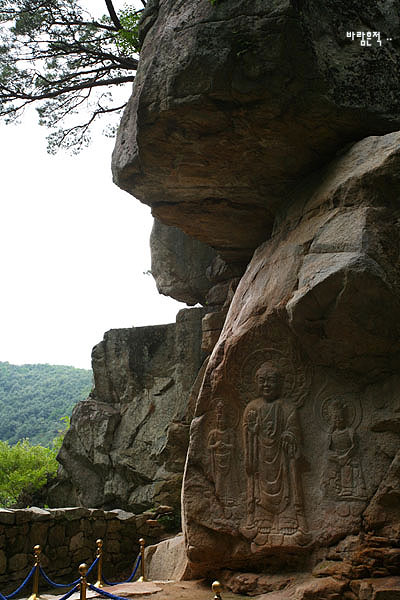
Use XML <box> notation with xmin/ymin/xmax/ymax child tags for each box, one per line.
<box><xmin>331</xmin><ymin>400</ymin><xmax>347</xmax><ymax>430</ymax></box>
<box><xmin>216</xmin><ymin>400</ymin><xmax>224</xmax><ymax>426</ymax></box>
<box><xmin>255</xmin><ymin>363</ymin><xmax>281</xmax><ymax>402</ymax></box>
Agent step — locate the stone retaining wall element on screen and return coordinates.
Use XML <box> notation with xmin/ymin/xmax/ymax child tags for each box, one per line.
<box><xmin>0</xmin><ymin>507</ymin><xmax>163</xmax><ymax>594</ymax></box>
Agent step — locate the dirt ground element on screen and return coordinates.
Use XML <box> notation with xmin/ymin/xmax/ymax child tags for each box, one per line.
<box><xmin>36</xmin><ymin>579</ymin><xmax>250</xmax><ymax>600</ymax></box>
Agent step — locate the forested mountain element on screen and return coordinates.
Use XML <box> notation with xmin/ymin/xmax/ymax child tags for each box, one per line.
<box><xmin>0</xmin><ymin>362</ymin><xmax>92</xmax><ymax>446</ymax></box>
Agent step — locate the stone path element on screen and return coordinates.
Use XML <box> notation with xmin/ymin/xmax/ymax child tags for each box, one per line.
<box><xmin>38</xmin><ymin>581</ymin><xmax>164</xmax><ymax>600</ymax></box>
<box><xmin>25</xmin><ymin>575</ymin><xmax>400</xmax><ymax>600</ymax></box>
<box><xmin>31</xmin><ymin>580</ymin><xmax>249</xmax><ymax>600</ymax></box>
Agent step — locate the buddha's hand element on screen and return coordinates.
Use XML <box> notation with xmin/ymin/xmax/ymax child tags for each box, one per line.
<box><xmin>282</xmin><ymin>432</ymin><xmax>297</xmax><ymax>457</ymax></box>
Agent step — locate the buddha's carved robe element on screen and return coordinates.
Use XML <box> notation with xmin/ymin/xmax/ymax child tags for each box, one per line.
<box><xmin>243</xmin><ymin>397</ymin><xmax>301</xmax><ymax>533</ymax></box>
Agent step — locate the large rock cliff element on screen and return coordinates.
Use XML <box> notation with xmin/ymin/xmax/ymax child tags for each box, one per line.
<box><xmin>182</xmin><ymin>132</ymin><xmax>400</xmax><ymax>576</ymax></box>
<box><xmin>50</xmin><ymin>308</ymin><xmax>205</xmax><ymax>513</ymax></box>
<box><xmin>110</xmin><ymin>0</ymin><xmax>400</xmax><ymax>595</ymax></box>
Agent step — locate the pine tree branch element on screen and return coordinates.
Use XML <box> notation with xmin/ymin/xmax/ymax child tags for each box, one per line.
<box><xmin>104</xmin><ymin>0</ymin><xmax>122</xmax><ymax>30</ymax></box>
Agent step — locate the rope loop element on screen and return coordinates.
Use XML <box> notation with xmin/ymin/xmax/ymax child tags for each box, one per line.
<box><xmin>3</xmin><ymin>566</ymin><xmax>36</xmax><ymax>599</ymax></box>
<box><xmin>38</xmin><ymin>557</ymin><xmax>98</xmax><ymax>589</ymax></box>
<box><xmin>102</xmin><ymin>554</ymin><xmax>141</xmax><ymax>586</ymax></box>
<box><xmin>58</xmin><ymin>584</ymin><xmax>79</xmax><ymax>600</ymax></box>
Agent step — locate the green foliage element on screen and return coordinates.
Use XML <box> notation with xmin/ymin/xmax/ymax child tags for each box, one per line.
<box><xmin>0</xmin><ymin>362</ymin><xmax>92</xmax><ymax>446</ymax></box>
<box><xmin>0</xmin><ymin>0</ymin><xmax>142</xmax><ymax>152</ymax></box>
<box><xmin>0</xmin><ymin>439</ymin><xmax>58</xmax><ymax>507</ymax></box>
<box><xmin>158</xmin><ymin>511</ymin><xmax>181</xmax><ymax>533</ymax></box>
<box><xmin>148</xmin><ymin>506</ymin><xmax>181</xmax><ymax>533</ymax></box>
<box><xmin>113</xmin><ymin>6</ymin><xmax>141</xmax><ymax>55</ymax></box>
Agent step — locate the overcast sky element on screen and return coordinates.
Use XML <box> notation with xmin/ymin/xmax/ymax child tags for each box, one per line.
<box><xmin>0</xmin><ymin>2</ymin><xmax>186</xmax><ymax>370</ymax></box>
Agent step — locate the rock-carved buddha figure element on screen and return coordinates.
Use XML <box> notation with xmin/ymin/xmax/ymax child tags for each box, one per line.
<box><xmin>242</xmin><ymin>362</ymin><xmax>310</xmax><ymax>547</ymax></box>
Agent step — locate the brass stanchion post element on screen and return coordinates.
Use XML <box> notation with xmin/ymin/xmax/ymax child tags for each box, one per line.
<box><xmin>28</xmin><ymin>545</ymin><xmax>41</xmax><ymax>600</ymax></box>
<box><xmin>138</xmin><ymin>538</ymin><xmax>146</xmax><ymax>582</ymax></box>
<box><xmin>212</xmin><ymin>581</ymin><xmax>222</xmax><ymax>600</ymax></box>
<box><xmin>79</xmin><ymin>563</ymin><xmax>88</xmax><ymax>600</ymax></box>
<box><xmin>95</xmin><ymin>539</ymin><xmax>104</xmax><ymax>587</ymax></box>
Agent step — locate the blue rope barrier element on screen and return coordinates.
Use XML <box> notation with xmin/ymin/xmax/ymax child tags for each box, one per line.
<box><xmin>0</xmin><ymin>592</ymin><xmax>8</xmax><ymax>600</ymax></box>
<box><xmin>86</xmin><ymin>556</ymin><xmax>99</xmax><ymax>576</ymax></box>
<box><xmin>39</xmin><ymin>566</ymin><xmax>80</xmax><ymax>589</ymax></box>
<box><xmin>39</xmin><ymin>556</ymin><xmax>99</xmax><ymax>589</ymax></box>
<box><xmin>57</xmin><ymin>584</ymin><xmax>79</xmax><ymax>600</ymax></box>
<box><xmin>102</xmin><ymin>554</ymin><xmax>141</xmax><ymax>586</ymax></box>
<box><xmin>89</xmin><ymin>584</ymin><xmax>130</xmax><ymax>600</ymax></box>
<box><xmin>4</xmin><ymin>566</ymin><xmax>36</xmax><ymax>599</ymax></box>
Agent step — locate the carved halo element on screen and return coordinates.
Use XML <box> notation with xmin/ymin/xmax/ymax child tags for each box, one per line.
<box><xmin>210</xmin><ymin>396</ymin><xmax>240</xmax><ymax>430</ymax></box>
<box><xmin>238</xmin><ymin>347</ymin><xmax>310</xmax><ymax>408</ymax></box>
<box><xmin>316</xmin><ymin>391</ymin><xmax>362</xmax><ymax>433</ymax></box>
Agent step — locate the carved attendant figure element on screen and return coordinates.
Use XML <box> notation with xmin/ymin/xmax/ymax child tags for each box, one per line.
<box><xmin>208</xmin><ymin>401</ymin><xmax>237</xmax><ymax>517</ymax></box>
<box><xmin>323</xmin><ymin>400</ymin><xmax>366</xmax><ymax>500</ymax></box>
<box><xmin>242</xmin><ymin>363</ymin><xmax>310</xmax><ymax>546</ymax></box>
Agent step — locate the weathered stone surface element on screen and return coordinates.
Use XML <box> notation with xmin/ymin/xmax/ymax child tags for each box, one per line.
<box><xmin>182</xmin><ymin>132</ymin><xmax>400</xmax><ymax>574</ymax></box>
<box><xmin>48</xmin><ymin>523</ymin><xmax>66</xmax><ymax>547</ymax></box>
<box><xmin>112</xmin><ymin>0</ymin><xmax>400</xmax><ymax>262</ymax></box>
<box><xmin>0</xmin><ymin>551</ymin><xmax>6</xmax><ymax>576</ymax></box>
<box><xmin>29</xmin><ymin>507</ymin><xmax>52</xmax><ymax>521</ymax></box>
<box><xmin>350</xmin><ymin>577</ymin><xmax>400</xmax><ymax>600</ymax></box>
<box><xmin>312</xmin><ymin>560</ymin><xmax>353</xmax><ymax>579</ymax></box>
<box><xmin>50</xmin><ymin>308</ymin><xmax>205</xmax><ymax>512</ymax></box>
<box><xmin>363</xmin><ymin>448</ymin><xmax>400</xmax><ymax>539</ymax></box>
<box><xmin>69</xmin><ymin>531</ymin><xmax>84</xmax><ymax>552</ymax></box>
<box><xmin>222</xmin><ymin>572</ymin><xmax>369</xmax><ymax>599</ymax></box>
<box><xmin>294</xmin><ymin>577</ymin><xmax>348</xmax><ymax>600</ymax></box>
<box><xmin>8</xmin><ymin>554</ymin><xmax>27</xmax><ymax>572</ymax></box>
<box><xmin>50</xmin><ymin>507</ymin><xmax>91</xmax><ymax>520</ymax></box>
<box><xmin>201</xmin><ymin>309</ymin><xmax>229</xmax><ymax>354</ymax></box>
<box><xmin>220</xmin><ymin>570</ymin><xmax>303</xmax><ymax>596</ymax></box>
<box><xmin>206</xmin><ymin>256</ymin><xmax>247</xmax><ymax>286</ymax></box>
<box><xmin>145</xmin><ymin>534</ymin><xmax>192</xmax><ymax>581</ymax></box>
<box><xmin>108</xmin><ymin>509</ymin><xmax>137</xmax><ymax>522</ymax></box>
<box><xmin>150</xmin><ymin>218</ymin><xmax>217</xmax><ymax>305</ymax></box>
<box><xmin>205</xmin><ymin>280</ymin><xmax>240</xmax><ymax>309</ymax></box>
<box><xmin>201</xmin><ymin>315</ymin><xmax>227</xmax><ymax>355</ymax></box>
<box><xmin>103</xmin><ymin>582</ymin><xmax>163</xmax><ymax>596</ymax></box>
<box><xmin>29</xmin><ymin>522</ymin><xmax>48</xmax><ymax>546</ymax></box>
<box><xmin>202</xmin><ymin>311</ymin><xmax>228</xmax><ymax>334</ymax></box>
<box><xmin>14</xmin><ymin>509</ymin><xmax>32</xmax><ymax>524</ymax></box>
<box><xmin>0</xmin><ymin>510</ymin><xmax>15</xmax><ymax>525</ymax></box>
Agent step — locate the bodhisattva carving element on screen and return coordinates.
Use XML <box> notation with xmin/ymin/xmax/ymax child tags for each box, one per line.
<box><xmin>240</xmin><ymin>362</ymin><xmax>311</xmax><ymax>548</ymax></box>
<box><xmin>208</xmin><ymin>400</ymin><xmax>239</xmax><ymax>518</ymax></box>
<box><xmin>322</xmin><ymin>399</ymin><xmax>366</xmax><ymax>501</ymax></box>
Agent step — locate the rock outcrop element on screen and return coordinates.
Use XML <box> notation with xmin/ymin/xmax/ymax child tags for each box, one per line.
<box><xmin>108</xmin><ymin>0</ymin><xmax>400</xmax><ymax>595</ymax></box>
<box><xmin>112</xmin><ymin>0</ymin><xmax>400</xmax><ymax>262</ymax></box>
<box><xmin>182</xmin><ymin>132</ymin><xmax>400</xmax><ymax>575</ymax></box>
<box><xmin>50</xmin><ymin>308</ymin><xmax>205</xmax><ymax>513</ymax></box>
<box><xmin>144</xmin><ymin>534</ymin><xmax>192</xmax><ymax>581</ymax></box>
